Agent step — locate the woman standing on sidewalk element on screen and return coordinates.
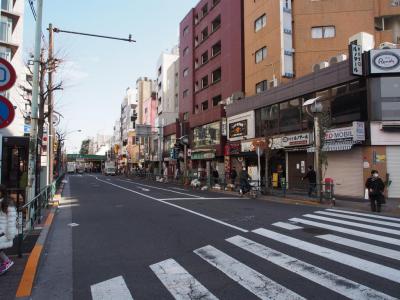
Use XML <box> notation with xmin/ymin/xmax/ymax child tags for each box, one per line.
<box><xmin>0</xmin><ymin>185</ymin><xmax>17</xmax><ymax>275</ymax></box>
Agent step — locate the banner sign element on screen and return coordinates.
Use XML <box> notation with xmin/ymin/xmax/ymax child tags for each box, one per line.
<box><xmin>369</xmin><ymin>49</ymin><xmax>400</xmax><ymax>74</ymax></box>
<box><xmin>349</xmin><ymin>44</ymin><xmax>363</xmax><ymax>76</ymax></box>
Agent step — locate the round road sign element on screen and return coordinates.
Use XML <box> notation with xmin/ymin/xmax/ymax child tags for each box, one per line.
<box><xmin>0</xmin><ymin>95</ymin><xmax>15</xmax><ymax>129</ymax></box>
<box><xmin>0</xmin><ymin>58</ymin><xmax>17</xmax><ymax>92</ymax></box>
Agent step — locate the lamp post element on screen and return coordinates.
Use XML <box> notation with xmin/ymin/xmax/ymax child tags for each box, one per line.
<box><xmin>303</xmin><ymin>97</ymin><xmax>323</xmax><ymax>199</ymax></box>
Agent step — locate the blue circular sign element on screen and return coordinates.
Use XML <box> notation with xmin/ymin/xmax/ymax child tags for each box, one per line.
<box><xmin>0</xmin><ymin>95</ymin><xmax>15</xmax><ymax>129</ymax></box>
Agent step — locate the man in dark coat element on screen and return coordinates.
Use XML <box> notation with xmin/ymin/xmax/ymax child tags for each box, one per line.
<box><xmin>302</xmin><ymin>166</ymin><xmax>317</xmax><ymax>197</ymax></box>
<box><xmin>230</xmin><ymin>167</ymin><xmax>237</xmax><ymax>185</ymax></box>
<box><xmin>365</xmin><ymin>170</ymin><xmax>385</xmax><ymax>212</ymax></box>
<box><xmin>239</xmin><ymin>167</ymin><xmax>251</xmax><ymax>196</ymax></box>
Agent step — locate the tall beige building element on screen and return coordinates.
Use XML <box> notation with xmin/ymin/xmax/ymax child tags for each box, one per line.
<box><xmin>244</xmin><ymin>0</ymin><xmax>400</xmax><ymax>97</ymax></box>
<box><xmin>136</xmin><ymin>77</ymin><xmax>156</xmax><ymax>125</ymax></box>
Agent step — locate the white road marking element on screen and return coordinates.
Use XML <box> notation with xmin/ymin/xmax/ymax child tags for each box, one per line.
<box><xmin>139</xmin><ymin>188</ymin><xmax>150</xmax><ymax>192</ymax></box>
<box><xmin>314</xmin><ymin>210</ymin><xmax>400</xmax><ymax>228</ymax></box>
<box><xmin>90</xmin><ymin>276</ymin><xmax>133</xmax><ymax>300</ymax></box>
<box><xmin>227</xmin><ymin>235</ymin><xmax>396</xmax><ymax>300</ymax></box>
<box><xmin>317</xmin><ymin>234</ymin><xmax>400</xmax><ymax>261</ymax></box>
<box><xmin>160</xmin><ymin>197</ymin><xmax>240</xmax><ymax>201</ymax></box>
<box><xmin>253</xmin><ymin>228</ymin><xmax>400</xmax><ymax>284</ymax></box>
<box><xmin>303</xmin><ymin>214</ymin><xmax>400</xmax><ymax>236</ymax></box>
<box><xmin>194</xmin><ymin>245</ymin><xmax>304</xmax><ymax>300</ymax></box>
<box><xmin>150</xmin><ymin>258</ymin><xmax>218</xmax><ymax>300</ymax></box>
<box><xmin>67</xmin><ymin>223</ymin><xmax>79</xmax><ymax>227</ymax></box>
<box><xmin>289</xmin><ymin>217</ymin><xmax>400</xmax><ymax>246</ymax></box>
<box><xmin>326</xmin><ymin>209</ymin><xmax>400</xmax><ymax>222</ymax></box>
<box><xmin>117</xmin><ymin>178</ymin><xmax>202</xmax><ymax>198</ymax></box>
<box><xmin>272</xmin><ymin>222</ymin><xmax>303</xmax><ymax>230</ymax></box>
<box><xmin>96</xmin><ymin>177</ymin><xmax>248</xmax><ymax>233</ymax></box>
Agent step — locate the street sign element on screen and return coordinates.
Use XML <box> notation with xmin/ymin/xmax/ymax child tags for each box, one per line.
<box><xmin>0</xmin><ymin>95</ymin><xmax>15</xmax><ymax>129</ymax></box>
<box><xmin>0</xmin><ymin>58</ymin><xmax>17</xmax><ymax>92</ymax></box>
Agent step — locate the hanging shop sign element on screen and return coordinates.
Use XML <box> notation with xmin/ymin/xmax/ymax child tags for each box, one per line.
<box><xmin>241</xmin><ymin>138</ymin><xmax>266</xmax><ymax>152</ymax></box>
<box><xmin>229</xmin><ymin>120</ymin><xmax>247</xmax><ymax>138</ymax></box>
<box><xmin>349</xmin><ymin>44</ymin><xmax>363</xmax><ymax>76</ymax></box>
<box><xmin>281</xmin><ymin>133</ymin><xmax>311</xmax><ymax>147</ymax></box>
<box><xmin>221</xmin><ymin>118</ymin><xmax>227</xmax><ymax>137</ymax></box>
<box><xmin>369</xmin><ymin>49</ymin><xmax>400</xmax><ymax>74</ymax></box>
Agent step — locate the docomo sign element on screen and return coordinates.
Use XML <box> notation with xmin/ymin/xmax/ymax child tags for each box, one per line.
<box><xmin>325</xmin><ymin>122</ymin><xmax>365</xmax><ymax>142</ymax></box>
<box><xmin>370</xmin><ymin>49</ymin><xmax>400</xmax><ymax>74</ymax></box>
<box><xmin>0</xmin><ymin>58</ymin><xmax>17</xmax><ymax>92</ymax></box>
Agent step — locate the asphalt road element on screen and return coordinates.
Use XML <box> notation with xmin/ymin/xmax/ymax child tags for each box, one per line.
<box><xmin>32</xmin><ymin>174</ymin><xmax>400</xmax><ymax>300</ymax></box>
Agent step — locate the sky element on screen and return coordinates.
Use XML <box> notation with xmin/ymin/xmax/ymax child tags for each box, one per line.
<box><xmin>23</xmin><ymin>0</ymin><xmax>197</xmax><ymax>153</ymax></box>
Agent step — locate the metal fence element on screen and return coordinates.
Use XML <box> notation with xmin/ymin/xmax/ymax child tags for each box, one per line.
<box><xmin>12</xmin><ymin>174</ymin><xmax>65</xmax><ymax>257</ymax></box>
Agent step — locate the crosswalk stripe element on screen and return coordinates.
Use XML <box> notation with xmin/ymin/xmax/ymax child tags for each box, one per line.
<box><xmin>227</xmin><ymin>235</ymin><xmax>396</xmax><ymax>300</ymax></box>
<box><xmin>303</xmin><ymin>214</ymin><xmax>400</xmax><ymax>236</ymax></box>
<box><xmin>150</xmin><ymin>258</ymin><xmax>218</xmax><ymax>300</ymax></box>
<box><xmin>194</xmin><ymin>245</ymin><xmax>304</xmax><ymax>300</ymax></box>
<box><xmin>90</xmin><ymin>276</ymin><xmax>134</xmax><ymax>300</ymax></box>
<box><xmin>272</xmin><ymin>222</ymin><xmax>303</xmax><ymax>230</ymax></box>
<box><xmin>253</xmin><ymin>228</ymin><xmax>400</xmax><ymax>284</ymax></box>
<box><xmin>289</xmin><ymin>217</ymin><xmax>400</xmax><ymax>246</ymax></box>
<box><xmin>317</xmin><ymin>234</ymin><xmax>400</xmax><ymax>261</ymax></box>
<box><xmin>326</xmin><ymin>209</ymin><xmax>400</xmax><ymax>222</ymax></box>
<box><xmin>315</xmin><ymin>211</ymin><xmax>400</xmax><ymax>228</ymax></box>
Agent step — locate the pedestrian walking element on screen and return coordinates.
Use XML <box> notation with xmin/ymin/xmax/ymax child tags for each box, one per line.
<box><xmin>302</xmin><ymin>166</ymin><xmax>317</xmax><ymax>197</ymax></box>
<box><xmin>230</xmin><ymin>167</ymin><xmax>237</xmax><ymax>185</ymax></box>
<box><xmin>365</xmin><ymin>170</ymin><xmax>385</xmax><ymax>212</ymax></box>
<box><xmin>239</xmin><ymin>167</ymin><xmax>251</xmax><ymax>196</ymax></box>
<box><xmin>0</xmin><ymin>185</ymin><xmax>17</xmax><ymax>275</ymax></box>
<box><xmin>212</xmin><ymin>168</ymin><xmax>219</xmax><ymax>185</ymax></box>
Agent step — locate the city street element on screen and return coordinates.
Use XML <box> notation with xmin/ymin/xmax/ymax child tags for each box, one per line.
<box><xmin>31</xmin><ymin>174</ymin><xmax>400</xmax><ymax>299</ymax></box>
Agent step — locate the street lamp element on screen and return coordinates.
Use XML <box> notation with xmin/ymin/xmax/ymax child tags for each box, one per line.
<box><xmin>303</xmin><ymin>97</ymin><xmax>322</xmax><ymax>199</ymax></box>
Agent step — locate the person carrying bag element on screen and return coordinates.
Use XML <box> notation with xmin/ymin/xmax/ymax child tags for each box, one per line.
<box><xmin>365</xmin><ymin>170</ymin><xmax>385</xmax><ymax>213</ymax></box>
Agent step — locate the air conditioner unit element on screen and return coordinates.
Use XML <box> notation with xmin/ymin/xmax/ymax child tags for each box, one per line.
<box><xmin>379</xmin><ymin>42</ymin><xmax>398</xmax><ymax>49</ymax></box>
<box><xmin>319</xmin><ymin>61</ymin><xmax>329</xmax><ymax>69</ymax></box>
<box><xmin>231</xmin><ymin>91</ymin><xmax>244</xmax><ymax>101</ymax></box>
<box><xmin>336</xmin><ymin>54</ymin><xmax>347</xmax><ymax>62</ymax></box>
<box><xmin>312</xmin><ymin>63</ymin><xmax>320</xmax><ymax>72</ymax></box>
<box><xmin>349</xmin><ymin>32</ymin><xmax>374</xmax><ymax>52</ymax></box>
<box><xmin>329</xmin><ymin>56</ymin><xmax>338</xmax><ymax>65</ymax></box>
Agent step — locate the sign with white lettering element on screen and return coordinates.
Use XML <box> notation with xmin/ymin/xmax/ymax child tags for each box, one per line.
<box><xmin>391</xmin><ymin>0</ymin><xmax>400</xmax><ymax>7</ymax></box>
<box><xmin>350</xmin><ymin>44</ymin><xmax>363</xmax><ymax>76</ymax></box>
<box><xmin>324</xmin><ymin>122</ymin><xmax>365</xmax><ymax>142</ymax></box>
<box><xmin>281</xmin><ymin>133</ymin><xmax>311</xmax><ymax>147</ymax></box>
<box><xmin>369</xmin><ymin>49</ymin><xmax>400</xmax><ymax>74</ymax></box>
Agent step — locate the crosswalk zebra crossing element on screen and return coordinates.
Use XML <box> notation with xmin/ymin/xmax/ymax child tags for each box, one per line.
<box><xmin>91</xmin><ymin>208</ymin><xmax>400</xmax><ymax>299</ymax></box>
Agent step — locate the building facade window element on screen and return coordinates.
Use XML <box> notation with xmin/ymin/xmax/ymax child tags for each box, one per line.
<box><xmin>202</xmin><ymin>100</ymin><xmax>208</xmax><ymax>111</ymax></box>
<box><xmin>183</xmin><ymin>68</ymin><xmax>189</xmax><ymax>77</ymax></box>
<box><xmin>201</xmin><ymin>27</ymin><xmax>209</xmax><ymax>41</ymax></box>
<box><xmin>211</xmin><ymin>41</ymin><xmax>221</xmax><ymax>57</ymax></box>
<box><xmin>212</xmin><ymin>95</ymin><xmax>222</xmax><ymax>106</ymax></box>
<box><xmin>1</xmin><ymin>0</ymin><xmax>12</xmax><ymax>11</ymax></box>
<box><xmin>193</xmin><ymin>122</ymin><xmax>220</xmax><ymax>147</ymax></box>
<box><xmin>212</xmin><ymin>0</ymin><xmax>220</xmax><ymax>7</ymax></box>
<box><xmin>256</xmin><ymin>80</ymin><xmax>268</xmax><ymax>94</ymax></box>
<box><xmin>212</xmin><ymin>67</ymin><xmax>221</xmax><ymax>83</ymax></box>
<box><xmin>201</xmin><ymin>76</ymin><xmax>209</xmax><ymax>89</ymax></box>
<box><xmin>255</xmin><ymin>46</ymin><xmax>267</xmax><ymax>63</ymax></box>
<box><xmin>254</xmin><ymin>14</ymin><xmax>267</xmax><ymax>32</ymax></box>
<box><xmin>201</xmin><ymin>3</ymin><xmax>208</xmax><ymax>17</ymax></box>
<box><xmin>211</xmin><ymin>15</ymin><xmax>221</xmax><ymax>32</ymax></box>
<box><xmin>201</xmin><ymin>51</ymin><xmax>208</xmax><ymax>64</ymax></box>
<box><xmin>183</xmin><ymin>26</ymin><xmax>189</xmax><ymax>36</ymax></box>
<box><xmin>0</xmin><ymin>46</ymin><xmax>11</xmax><ymax>61</ymax></box>
<box><xmin>311</xmin><ymin>26</ymin><xmax>336</xmax><ymax>39</ymax></box>
<box><xmin>183</xmin><ymin>112</ymin><xmax>189</xmax><ymax>121</ymax></box>
<box><xmin>183</xmin><ymin>89</ymin><xmax>189</xmax><ymax>98</ymax></box>
<box><xmin>279</xmin><ymin>99</ymin><xmax>301</xmax><ymax>132</ymax></box>
<box><xmin>0</xmin><ymin>16</ymin><xmax>12</xmax><ymax>43</ymax></box>
<box><xmin>183</xmin><ymin>47</ymin><xmax>189</xmax><ymax>56</ymax></box>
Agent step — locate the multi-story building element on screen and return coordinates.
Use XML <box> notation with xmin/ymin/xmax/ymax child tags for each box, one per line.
<box><xmin>136</xmin><ymin>77</ymin><xmax>156</xmax><ymax>125</ymax></box>
<box><xmin>179</xmin><ymin>0</ymin><xmax>244</xmax><ymax>177</ymax></box>
<box><xmin>244</xmin><ymin>0</ymin><xmax>400</xmax><ymax>97</ymax></box>
<box><xmin>0</xmin><ymin>0</ymin><xmax>25</xmax><ymax>136</ymax></box>
<box><xmin>156</xmin><ymin>47</ymin><xmax>179</xmax><ymax>127</ymax></box>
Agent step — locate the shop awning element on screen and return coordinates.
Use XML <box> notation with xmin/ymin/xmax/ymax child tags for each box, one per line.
<box><xmin>307</xmin><ymin>141</ymin><xmax>354</xmax><ymax>152</ymax></box>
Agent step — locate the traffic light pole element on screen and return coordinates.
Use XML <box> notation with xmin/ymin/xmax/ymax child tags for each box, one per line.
<box><xmin>48</xmin><ymin>23</ymin><xmax>54</xmax><ymax>185</ymax></box>
<box><xmin>27</xmin><ymin>0</ymin><xmax>43</xmax><ymax>202</ymax></box>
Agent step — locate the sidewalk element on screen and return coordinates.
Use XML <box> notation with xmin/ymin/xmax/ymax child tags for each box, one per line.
<box><xmin>0</xmin><ymin>180</ymin><xmax>66</xmax><ymax>300</ymax></box>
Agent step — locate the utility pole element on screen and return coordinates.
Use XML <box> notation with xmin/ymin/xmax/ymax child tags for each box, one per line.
<box><xmin>48</xmin><ymin>23</ymin><xmax>54</xmax><ymax>184</ymax></box>
<box><xmin>27</xmin><ymin>0</ymin><xmax>44</xmax><ymax>202</ymax></box>
<box><xmin>314</xmin><ymin>114</ymin><xmax>322</xmax><ymax>200</ymax></box>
